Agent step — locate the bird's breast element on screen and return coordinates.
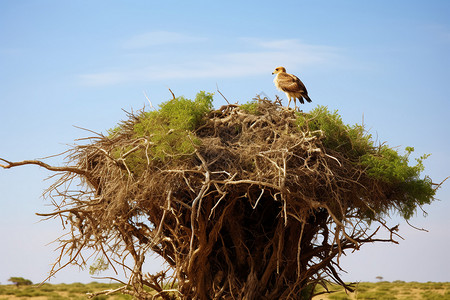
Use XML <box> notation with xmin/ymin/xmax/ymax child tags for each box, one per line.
<box><xmin>274</xmin><ymin>76</ymin><xmax>282</xmax><ymax>91</ymax></box>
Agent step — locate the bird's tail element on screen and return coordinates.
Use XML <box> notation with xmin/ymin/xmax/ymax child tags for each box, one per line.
<box><xmin>304</xmin><ymin>94</ymin><xmax>312</xmax><ymax>103</ymax></box>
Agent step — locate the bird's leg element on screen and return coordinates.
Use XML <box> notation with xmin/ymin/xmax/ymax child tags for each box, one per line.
<box><xmin>287</xmin><ymin>97</ymin><xmax>291</xmax><ymax>109</ymax></box>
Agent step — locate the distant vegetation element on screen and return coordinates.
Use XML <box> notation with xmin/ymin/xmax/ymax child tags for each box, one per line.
<box><xmin>313</xmin><ymin>281</ymin><xmax>450</xmax><ymax>300</ymax></box>
<box><xmin>0</xmin><ymin>282</ymin><xmax>132</xmax><ymax>299</ymax></box>
<box><xmin>7</xmin><ymin>277</ymin><xmax>32</xmax><ymax>287</ymax></box>
<box><xmin>0</xmin><ymin>281</ymin><xmax>449</xmax><ymax>299</ymax></box>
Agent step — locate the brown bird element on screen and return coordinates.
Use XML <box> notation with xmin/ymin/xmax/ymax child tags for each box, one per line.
<box><xmin>272</xmin><ymin>66</ymin><xmax>312</xmax><ymax>109</ymax></box>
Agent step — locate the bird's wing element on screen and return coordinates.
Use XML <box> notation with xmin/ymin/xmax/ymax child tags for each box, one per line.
<box><xmin>277</xmin><ymin>73</ymin><xmax>307</xmax><ymax>93</ymax></box>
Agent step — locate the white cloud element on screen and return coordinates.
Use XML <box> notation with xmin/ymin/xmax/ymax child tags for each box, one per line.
<box><xmin>122</xmin><ymin>31</ymin><xmax>206</xmax><ymax>49</ymax></box>
<box><xmin>79</xmin><ymin>36</ymin><xmax>342</xmax><ymax>86</ymax></box>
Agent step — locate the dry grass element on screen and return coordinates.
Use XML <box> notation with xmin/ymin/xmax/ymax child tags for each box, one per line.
<box><xmin>0</xmin><ymin>282</ymin><xmax>132</xmax><ymax>299</ymax></box>
<box><xmin>313</xmin><ymin>281</ymin><xmax>450</xmax><ymax>300</ymax></box>
<box><xmin>1</xmin><ymin>281</ymin><xmax>449</xmax><ymax>299</ymax></box>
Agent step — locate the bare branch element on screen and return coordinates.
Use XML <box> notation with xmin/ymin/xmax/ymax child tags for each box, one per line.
<box><xmin>0</xmin><ymin>158</ymin><xmax>87</xmax><ymax>176</ymax></box>
<box><xmin>168</xmin><ymin>88</ymin><xmax>176</xmax><ymax>100</ymax></box>
<box><xmin>216</xmin><ymin>83</ymin><xmax>230</xmax><ymax>104</ymax></box>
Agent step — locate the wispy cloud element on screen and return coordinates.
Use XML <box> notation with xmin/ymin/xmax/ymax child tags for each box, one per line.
<box><xmin>79</xmin><ymin>34</ymin><xmax>342</xmax><ymax>86</ymax></box>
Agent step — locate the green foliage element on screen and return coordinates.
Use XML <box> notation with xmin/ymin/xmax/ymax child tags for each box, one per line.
<box><xmin>360</xmin><ymin>146</ymin><xmax>435</xmax><ymax>219</ymax></box>
<box><xmin>132</xmin><ymin>91</ymin><xmax>213</xmax><ymax>162</ymax></box>
<box><xmin>7</xmin><ymin>277</ymin><xmax>32</xmax><ymax>286</ymax></box>
<box><xmin>110</xmin><ymin>91</ymin><xmax>213</xmax><ymax>174</ymax></box>
<box><xmin>296</xmin><ymin>105</ymin><xmax>372</xmax><ymax>158</ymax></box>
<box><xmin>89</xmin><ymin>257</ymin><xmax>109</xmax><ymax>275</ymax></box>
<box><xmin>240</xmin><ymin>100</ymin><xmax>262</xmax><ymax>115</ymax></box>
<box><xmin>296</xmin><ymin>105</ymin><xmax>435</xmax><ymax>220</ymax></box>
<box><xmin>361</xmin><ymin>146</ymin><xmax>426</xmax><ymax>182</ymax></box>
<box><xmin>134</xmin><ymin>91</ymin><xmax>213</xmax><ymax>136</ymax></box>
<box><xmin>107</xmin><ymin>125</ymin><xmax>121</xmax><ymax>137</ymax></box>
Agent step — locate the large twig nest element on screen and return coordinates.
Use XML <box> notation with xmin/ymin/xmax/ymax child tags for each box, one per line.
<box><xmin>1</xmin><ymin>95</ymin><xmax>437</xmax><ymax>300</ymax></box>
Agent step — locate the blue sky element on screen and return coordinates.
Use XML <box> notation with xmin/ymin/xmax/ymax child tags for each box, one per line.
<box><xmin>1</xmin><ymin>0</ymin><xmax>449</xmax><ymax>285</ymax></box>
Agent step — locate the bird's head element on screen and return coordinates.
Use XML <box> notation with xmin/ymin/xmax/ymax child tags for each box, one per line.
<box><xmin>272</xmin><ymin>66</ymin><xmax>286</xmax><ymax>75</ymax></box>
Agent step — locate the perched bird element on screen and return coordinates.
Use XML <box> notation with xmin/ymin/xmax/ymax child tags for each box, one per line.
<box><xmin>272</xmin><ymin>67</ymin><xmax>312</xmax><ymax>109</ymax></box>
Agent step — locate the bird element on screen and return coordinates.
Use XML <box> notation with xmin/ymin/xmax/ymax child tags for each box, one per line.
<box><xmin>272</xmin><ymin>66</ymin><xmax>312</xmax><ymax>110</ymax></box>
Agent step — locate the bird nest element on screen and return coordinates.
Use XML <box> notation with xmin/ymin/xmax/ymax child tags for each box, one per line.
<box><xmin>2</xmin><ymin>96</ymin><xmax>433</xmax><ymax>299</ymax></box>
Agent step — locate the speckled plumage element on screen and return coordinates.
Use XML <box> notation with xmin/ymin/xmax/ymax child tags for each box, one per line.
<box><xmin>272</xmin><ymin>66</ymin><xmax>312</xmax><ymax>109</ymax></box>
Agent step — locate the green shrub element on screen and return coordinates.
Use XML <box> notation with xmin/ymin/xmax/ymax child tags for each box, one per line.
<box><xmin>296</xmin><ymin>105</ymin><xmax>372</xmax><ymax>158</ymax></box>
<box><xmin>111</xmin><ymin>91</ymin><xmax>213</xmax><ymax>171</ymax></box>
<box><xmin>134</xmin><ymin>91</ymin><xmax>213</xmax><ymax>136</ymax></box>
<box><xmin>360</xmin><ymin>146</ymin><xmax>434</xmax><ymax>219</ymax></box>
<box><xmin>240</xmin><ymin>100</ymin><xmax>261</xmax><ymax>115</ymax></box>
<box><xmin>296</xmin><ymin>105</ymin><xmax>435</xmax><ymax>220</ymax></box>
<box><xmin>7</xmin><ymin>276</ymin><xmax>33</xmax><ymax>287</ymax></box>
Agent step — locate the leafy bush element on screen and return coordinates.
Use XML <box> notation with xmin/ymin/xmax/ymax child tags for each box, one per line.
<box><xmin>111</xmin><ymin>91</ymin><xmax>213</xmax><ymax>174</ymax></box>
<box><xmin>240</xmin><ymin>100</ymin><xmax>262</xmax><ymax>115</ymax></box>
<box><xmin>296</xmin><ymin>105</ymin><xmax>435</xmax><ymax>220</ymax></box>
<box><xmin>7</xmin><ymin>277</ymin><xmax>32</xmax><ymax>287</ymax></box>
<box><xmin>134</xmin><ymin>91</ymin><xmax>213</xmax><ymax>135</ymax></box>
<box><xmin>296</xmin><ymin>105</ymin><xmax>372</xmax><ymax>158</ymax></box>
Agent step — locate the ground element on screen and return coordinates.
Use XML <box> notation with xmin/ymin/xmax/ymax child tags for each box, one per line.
<box><xmin>312</xmin><ymin>281</ymin><xmax>450</xmax><ymax>300</ymax></box>
<box><xmin>0</xmin><ymin>281</ymin><xmax>449</xmax><ymax>299</ymax></box>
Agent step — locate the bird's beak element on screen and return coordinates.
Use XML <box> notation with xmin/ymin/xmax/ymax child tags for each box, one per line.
<box><xmin>272</xmin><ymin>72</ymin><xmax>275</xmax><ymax>75</ymax></box>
